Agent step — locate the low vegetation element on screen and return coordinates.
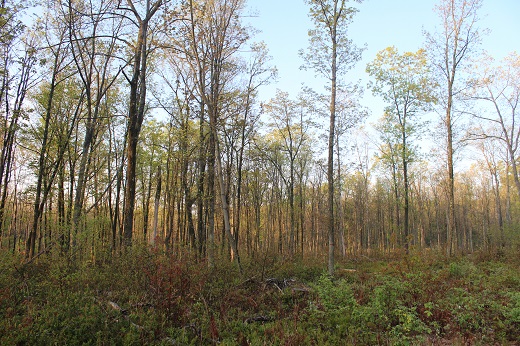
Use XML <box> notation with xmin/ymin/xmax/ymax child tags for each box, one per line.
<box><xmin>1</xmin><ymin>247</ymin><xmax>518</xmax><ymax>345</ymax></box>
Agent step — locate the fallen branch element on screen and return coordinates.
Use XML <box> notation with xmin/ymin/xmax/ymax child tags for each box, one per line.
<box><xmin>107</xmin><ymin>301</ymin><xmax>143</xmax><ymax>330</ymax></box>
<box><xmin>23</xmin><ymin>241</ymin><xmax>57</xmax><ymax>266</ymax></box>
<box><xmin>265</xmin><ymin>277</ymin><xmax>295</xmax><ymax>291</ymax></box>
<box><xmin>291</xmin><ymin>286</ymin><xmax>312</xmax><ymax>294</ymax></box>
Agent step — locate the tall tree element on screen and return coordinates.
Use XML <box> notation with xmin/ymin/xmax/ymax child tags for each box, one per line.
<box><xmin>64</xmin><ymin>0</ymin><xmax>123</xmax><ymax>241</ymax></box>
<box><xmin>367</xmin><ymin>47</ymin><xmax>435</xmax><ymax>252</ymax></box>
<box><xmin>120</xmin><ymin>0</ymin><xmax>163</xmax><ymax>246</ymax></box>
<box><xmin>25</xmin><ymin>4</ymin><xmax>80</xmax><ymax>258</ymax></box>
<box><xmin>0</xmin><ymin>0</ymin><xmax>36</xmax><ymax>244</ymax></box>
<box><xmin>176</xmin><ymin>0</ymin><xmax>249</xmax><ymax>269</ymax></box>
<box><xmin>425</xmin><ymin>0</ymin><xmax>484</xmax><ymax>255</ymax></box>
<box><xmin>300</xmin><ymin>0</ymin><xmax>364</xmax><ymax>275</ymax></box>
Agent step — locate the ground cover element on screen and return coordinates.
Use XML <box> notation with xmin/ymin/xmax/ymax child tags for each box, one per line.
<box><xmin>1</xmin><ymin>248</ymin><xmax>518</xmax><ymax>345</ymax></box>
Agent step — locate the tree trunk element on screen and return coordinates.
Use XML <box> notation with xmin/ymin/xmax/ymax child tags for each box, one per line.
<box><xmin>207</xmin><ymin>111</ymin><xmax>216</xmax><ymax>268</ymax></box>
<box><xmin>152</xmin><ymin>165</ymin><xmax>161</xmax><ymax>245</ymax></box>
<box><xmin>216</xmin><ymin>140</ymin><xmax>241</xmax><ymax>272</ymax></box>
<box><xmin>26</xmin><ymin>51</ymin><xmax>61</xmax><ymax>259</ymax></box>
<box><xmin>446</xmin><ymin>86</ymin><xmax>456</xmax><ymax>255</ymax></box>
<box><xmin>122</xmin><ymin>0</ymin><xmax>162</xmax><ymax>247</ymax></box>
<box><xmin>327</xmin><ymin>28</ymin><xmax>337</xmax><ymax>277</ymax></box>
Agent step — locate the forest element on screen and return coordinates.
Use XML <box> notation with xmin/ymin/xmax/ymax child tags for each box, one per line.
<box><xmin>0</xmin><ymin>0</ymin><xmax>519</xmax><ymax>344</ymax></box>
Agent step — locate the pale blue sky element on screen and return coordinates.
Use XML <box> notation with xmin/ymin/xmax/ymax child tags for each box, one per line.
<box><xmin>246</xmin><ymin>0</ymin><xmax>520</xmax><ymax>110</ymax></box>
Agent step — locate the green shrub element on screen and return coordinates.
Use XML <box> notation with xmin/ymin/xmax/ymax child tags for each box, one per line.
<box><xmin>448</xmin><ymin>259</ymin><xmax>477</xmax><ymax>280</ymax></box>
<box><xmin>306</xmin><ymin>273</ymin><xmax>357</xmax><ymax>342</ymax></box>
<box><xmin>365</xmin><ymin>276</ymin><xmax>429</xmax><ymax>344</ymax></box>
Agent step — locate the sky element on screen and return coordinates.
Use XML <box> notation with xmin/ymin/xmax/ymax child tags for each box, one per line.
<box><xmin>245</xmin><ymin>0</ymin><xmax>520</xmax><ymax>120</ymax></box>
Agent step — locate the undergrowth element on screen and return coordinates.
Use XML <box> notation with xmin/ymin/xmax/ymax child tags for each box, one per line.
<box><xmin>0</xmin><ymin>247</ymin><xmax>518</xmax><ymax>345</ymax></box>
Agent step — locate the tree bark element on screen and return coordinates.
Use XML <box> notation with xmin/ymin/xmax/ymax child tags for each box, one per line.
<box><xmin>122</xmin><ymin>0</ymin><xmax>162</xmax><ymax>246</ymax></box>
<box><xmin>327</xmin><ymin>19</ymin><xmax>337</xmax><ymax>277</ymax></box>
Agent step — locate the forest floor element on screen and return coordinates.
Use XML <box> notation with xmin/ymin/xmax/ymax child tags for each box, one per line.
<box><xmin>1</xmin><ymin>246</ymin><xmax>519</xmax><ymax>345</ymax></box>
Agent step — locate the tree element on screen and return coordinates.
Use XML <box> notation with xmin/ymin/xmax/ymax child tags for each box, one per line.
<box><xmin>137</xmin><ymin>119</ymin><xmax>167</xmax><ymax>243</ymax></box>
<box><xmin>24</xmin><ymin>76</ymin><xmax>84</xmax><ymax>258</ymax></box>
<box><xmin>153</xmin><ymin>50</ymin><xmax>201</xmax><ymax>251</ymax></box>
<box><xmin>300</xmin><ymin>0</ymin><xmax>364</xmax><ymax>276</ymax></box>
<box><xmin>468</xmin><ymin>52</ymin><xmax>520</xmax><ymax>199</ymax></box>
<box><xmin>64</xmin><ymin>0</ymin><xmax>124</xmax><ymax>242</ymax></box>
<box><xmin>332</xmin><ymin>87</ymin><xmax>367</xmax><ymax>256</ymax></box>
<box><xmin>262</xmin><ymin>90</ymin><xmax>311</xmax><ymax>256</ymax></box>
<box><xmin>0</xmin><ymin>0</ymin><xmax>36</xmax><ymax>244</ymax></box>
<box><xmin>231</xmin><ymin>42</ymin><xmax>276</xmax><ymax>261</ymax></box>
<box><xmin>25</xmin><ymin>4</ymin><xmax>82</xmax><ymax>258</ymax></box>
<box><xmin>120</xmin><ymin>0</ymin><xmax>163</xmax><ymax>246</ymax></box>
<box><xmin>367</xmin><ymin>46</ymin><xmax>435</xmax><ymax>252</ymax></box>
<box><xmin>425</xmin><ymin>0</ymin><xmax>484</xmax><ymax>255</ymax></box>
<box><xmin>476</xmin><ymin>139</ymin><xmax>504</xmax><ymax>247</ymax></box>
<box><xmin>174</xmin><ymin>0</ymin><xmax>249</xmax><ymax>269</ymax></box>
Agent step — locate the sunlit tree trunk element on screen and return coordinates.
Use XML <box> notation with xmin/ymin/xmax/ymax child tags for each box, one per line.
<box><xmin>122</xmin><ymin>0</ymin><xmax>162</xmax><ymax>247</ymax></box>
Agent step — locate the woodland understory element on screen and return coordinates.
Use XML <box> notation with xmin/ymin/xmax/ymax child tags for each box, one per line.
<box><xmin>1</xmin><ymin>0</ymin><xmax>519</xmax><ymax>271</ymax></box>
<box><xmin>1</xmin><ymin>247</ymin><xmax>519</xmax><ymax>345</ymax></box>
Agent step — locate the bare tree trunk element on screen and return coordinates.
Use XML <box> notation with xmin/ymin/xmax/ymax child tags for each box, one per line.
<box><xmin>216</xmin><ymin>140</ymin><xmax>241</xmax><ymax>272</ymax></box>
<box><xmin>402</xmin><ymin>130</ymin><xmax>410</xmax><ymax>254</ymax></box>
<box><xmin>446</xmin><ymin>90</ymin><xmax>456</xmax><ymax>255</ymax></box>
<box><xmin>327</xmin><ymin>31</ymin><xmax>337</xmax><ymax>276</ymax></box>
<box><xmin>122</xmin><ymin>0</ymin><xmax>162</xmax><ymax>247</ymax></box>
<box><xmin>196</xmin><ymin>105</ymin><xmax>207</xmax><ymax>257</ymax></box>
<box><xmin>152</xmin><ymin>165</ymin><xmax>161</xmax><ymax>245</ymax></box>
<box><xmin>505</xmin><ymin>160</ymin><xmax>512</xmax><ymax>225</ymax></box>
<box><xmin>207</xmin><ymin>111</ymin><xmax>216</xmax><ymax>267</ymax></box>
<box><xmin>142</xmin><ymin>161</ymin><xmax>153</xmax><ymax>241</ymax></box>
